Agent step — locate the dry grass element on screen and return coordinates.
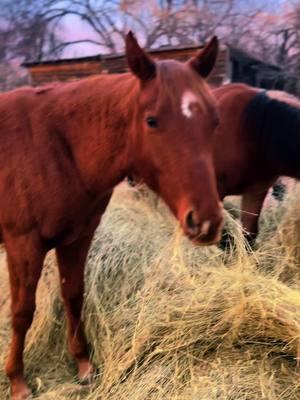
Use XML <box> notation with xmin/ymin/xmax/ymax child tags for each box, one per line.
<box><xmin>1</xmin><ymin>182</ymin><xmax>300</xmax><ymax>399</ymax></box>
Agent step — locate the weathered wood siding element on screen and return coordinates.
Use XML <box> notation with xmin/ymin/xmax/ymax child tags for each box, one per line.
<box><xmin>27</xmin><ymin>59</ymin><xmax>102</xmax><ymax>86</ymax></box>
<box><xmin>25</xmin><ymin>46</ymin><xmax>228</xmax><ymax>87</ymax></box>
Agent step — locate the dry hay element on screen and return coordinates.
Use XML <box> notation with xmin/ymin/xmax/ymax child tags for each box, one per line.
<box><xmin>1</xmin><ymin>181</ymin><xmax>300</xmax><ymax>399</ymax></box>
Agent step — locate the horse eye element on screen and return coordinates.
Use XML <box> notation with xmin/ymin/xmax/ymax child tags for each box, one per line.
<box><xmin>146</xmin><ymin>116</ymin><xmax>158</xmax><ymax>128</ymax></box>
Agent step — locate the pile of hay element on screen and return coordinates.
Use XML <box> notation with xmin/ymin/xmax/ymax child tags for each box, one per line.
<box><xmin>1</xmin><ymin>182</ymin><xmax>300</xmax><ymax>399</ymax></box>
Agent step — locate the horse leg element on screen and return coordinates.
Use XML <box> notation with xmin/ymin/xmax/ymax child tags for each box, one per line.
<box><xmin>55</xmin><ymin>228</ymin><xmax>96</xmax><ymax>383</ymax></box>
<box><xmin>241</xmin><ymin>188</ymin><xmax>269</xmax><ymax>248</ymax></box>
<box><xmin>55</xmin><ymin>195</ymin><xmax>110</xmax><ymax>383</ymax></box>
<box><xmin>5</xmin><ymin>232</ymin><xmax>46</xmax><ymax>400</ymax></box>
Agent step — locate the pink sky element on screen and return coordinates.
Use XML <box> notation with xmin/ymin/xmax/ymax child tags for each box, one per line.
<box><xmin>61</xmin><ymin>16</ymin><xmax>102</xmax><ymax>58</ymax></box>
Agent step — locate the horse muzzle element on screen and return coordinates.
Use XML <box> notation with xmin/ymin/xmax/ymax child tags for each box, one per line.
<box><xmin>182</xmin><ymin>207</ymin><xmax>223</xmax><ymax>245</ymax></box>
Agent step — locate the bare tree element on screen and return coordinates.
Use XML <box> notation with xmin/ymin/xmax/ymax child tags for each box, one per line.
<box><xmin>0</xmin><ymin>0</ymin><xmax>64</xmax><ymax>62</ymax></box>
<box><xmin>0</xmin><ymin>0</ymin><xmax>299</xmax><ymax>92</ymax></box>
<box><xmin>0</xmin><ymin>0</ymin><xmax>276</xmax><ymax>61</ymax></box>
<box><xmin>233</xmin><ymin>2</ymin><xmax>300</xmax><ymax>92</ymax></box>
<box><xmin>26</xmin><ymin>0</ymin><xmax>265</xmax><ymax>54</ymax></box>
<box><xmin>0</xmin><ymin>0</ymin><xmax>66</xmax><ymax>90</ymax></box>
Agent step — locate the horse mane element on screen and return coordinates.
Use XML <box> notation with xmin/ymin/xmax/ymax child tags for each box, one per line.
<box><xmin>266</xmin><ymin>90</ymin><xmax>300</xmax><ymax>109</ymax></box>
<box><xmin>245</xmin><ymin>90</ymin><xmax>300</xmax><ymax>177</ymax></box>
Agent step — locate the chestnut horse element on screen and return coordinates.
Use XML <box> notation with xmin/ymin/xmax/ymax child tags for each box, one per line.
<box><xmin>129</xmin><ymin>82</ymin><xmax>300</xmax><ymax>247</ymax></box>
<box><xmin>1</xmin><ymin>32</ymin><xmax>223</xmax><ymax>399</ymax></box>
<box><xmin>213</xmin><ymin>83</ymin><xmax>300</xmax><ymax>246</ymax></box>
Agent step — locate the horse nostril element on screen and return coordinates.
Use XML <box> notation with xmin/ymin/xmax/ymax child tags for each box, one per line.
<box><xmin>185</xmin><ymin>210</ymin><xmax>200</xmax><ymax>236</ymax></box>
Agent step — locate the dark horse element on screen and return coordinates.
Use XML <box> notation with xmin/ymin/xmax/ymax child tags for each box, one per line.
<box><xmin>213</xmin><ymin>83</ymin><xmax>300</xmax><ymax>246</ymax></box>
<box><xmin>1</xmin><ymin>32</ymin><xmax>223</xmax><ymax>399</ymax></box>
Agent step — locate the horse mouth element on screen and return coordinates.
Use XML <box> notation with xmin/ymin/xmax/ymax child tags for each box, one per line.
<box><xmin>186</xmin><ymin>227</ymin><xmax>223</xmax><ymax>246</ymax></box>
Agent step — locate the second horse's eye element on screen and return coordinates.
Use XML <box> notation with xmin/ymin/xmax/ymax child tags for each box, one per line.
<box><xmin>146</xmin><ymin>116</ymin><xmax>158</xmax><ymax>128</ymax></box>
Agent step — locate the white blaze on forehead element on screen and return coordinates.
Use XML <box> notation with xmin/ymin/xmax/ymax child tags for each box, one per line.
<box><xmin>181</xmin><ymin>91</ymin><xmax>200</xmax><ymax>118</ymax></box>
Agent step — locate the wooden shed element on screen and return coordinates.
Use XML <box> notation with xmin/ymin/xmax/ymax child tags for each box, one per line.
<box><xmin>229</xmin><ymin>47</ymin><xmax>283</xmax><ymax>89</ymax></box>
<box><xmin>22</xmin><ymin>43</ymin><xmax>282</xmax><ymax>90</ymax></box>
<box><xmin>22</xmin><ymin>44</ymin><xmax>228</xmax><ymax>87</ymax></box>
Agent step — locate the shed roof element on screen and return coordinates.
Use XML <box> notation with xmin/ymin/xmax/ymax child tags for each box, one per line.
<box><xmin>22</xmin><ymin>43</ymin><xmax>205</xmax><ymax>68</ymax></box>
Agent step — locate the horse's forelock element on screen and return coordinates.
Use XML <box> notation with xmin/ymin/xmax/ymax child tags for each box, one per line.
<box><xmin>155</xmin><ymin>60</ymin><xmax>215</xmax><ymax>113</ymax></box>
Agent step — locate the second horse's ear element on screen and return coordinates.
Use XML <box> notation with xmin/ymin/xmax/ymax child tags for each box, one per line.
<box><xmin>188</xmin><ymin>36</ymin><xmax>219</xmax><ymax>79</ymax></box>
<box><xmin>125</xmin><ymin>31</ymin><xmax>156</xmax><ymax>81</ymax></box>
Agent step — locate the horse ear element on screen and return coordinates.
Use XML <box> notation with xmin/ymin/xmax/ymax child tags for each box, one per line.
<box><xmin>125</xmin><ymin>31</ymin><xmax>156</xmax><ymax>81</ymax></box>
<box><xmin>189</xmin><ymin>36</ymin><xmax>219</xmax><ymax>79</ymax></box>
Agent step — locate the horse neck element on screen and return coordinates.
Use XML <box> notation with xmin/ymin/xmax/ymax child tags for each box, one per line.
<box><xmin>247</xmin><ymin>91</ymin><xmax>300</xmax><ymax>179</ymax></box>
<box><xmin>56</xmin><ymin>74</ymin><xmax>139</xmax><ymax>194</ymax></box>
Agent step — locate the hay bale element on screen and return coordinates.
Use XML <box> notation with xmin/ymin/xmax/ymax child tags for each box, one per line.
<box><xmin>1</xmin><ymin>183</ymin><xmax>300</xmax><ymax>399</ymax></box>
